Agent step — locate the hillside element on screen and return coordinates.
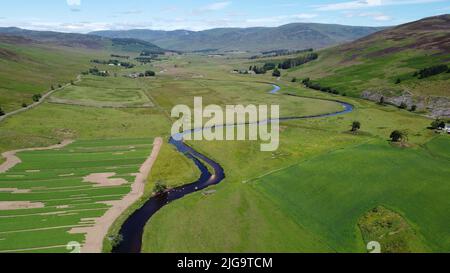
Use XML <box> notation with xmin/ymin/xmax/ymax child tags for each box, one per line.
<box><xmin>0</xmin><ymin>35</ymin><xmax>104</xmax><ymax>113</ymax></box>
<box><xmin>285</xmin><ymin>14</ymin><xmax>450</xmax><ymax>117</ymax></box>
<box><xmin>91</xmin><ymin>23</ymin><xmax>385</xmax><ymax>53</ymax></box>
<box><xmin>0</xmin><ymin>27</ymin><xmax>166</xmax><ymax>53</ymax></box>
<box><xmin>0</xmin><ymin>29</ymin><xmax>167</xmax><ymax>114</ymax></box>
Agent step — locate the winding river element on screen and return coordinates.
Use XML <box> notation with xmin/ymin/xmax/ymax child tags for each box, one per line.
<box><xmin>112</xmin><ymin>84</ymin><xmax>353</xmax><ymax>253</ymax></box>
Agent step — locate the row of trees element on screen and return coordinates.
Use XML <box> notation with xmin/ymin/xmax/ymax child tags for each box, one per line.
<box><xmin>90</xmin><ymin>59</ymin><xmax>135</xmax><ymax>69</ymax></box>
<box><xmin>302</xmin><ymin>78</ymin><xmax>342</xmax><ymax>95</ymax></box>
<box><xmin>111</xmin><ymin>54</ymin><xmax>130</xmax><ymax>59</ymax></box>
<box><xmin>278</xmin><ymin>53</ymin><xmax>318</xmax><ymax>69</ymax></box>
<box><xmin>246</xmin><ymin>53</ymin><xmax>318</xmax><ymax>76</ymax></box>
<box><xmin>250</xmin><ymin>48</ymin><xmax>314</xmax><ymax>59</ymax></box>
<box><xmin>414</xmin><ymin>64</ymin><xmax>449</xmax><ymax>79</ymax></box>
<box><xmin>82</xmin><ymin>68</ymin><xmax>110</xmax><ymax>77</ymax></box>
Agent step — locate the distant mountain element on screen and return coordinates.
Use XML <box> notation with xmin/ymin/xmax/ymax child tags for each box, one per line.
<box><xmin>0</xmin><ymin>27</ymin><xmax>165</xmax><ymax>53</ymax></box>
<box><xmin>91</xmin><ymin>23</ymin><xmax>386</xmax><ymax>53</ymax></box>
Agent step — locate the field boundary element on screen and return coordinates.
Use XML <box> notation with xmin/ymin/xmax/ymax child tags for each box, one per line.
<box><xmin>0</xmin><ymin>75</ymin><xmax>82</xmax><ymax>123</ymax></box>
<box><xmin>0</xmin><ymin>140</ymin><xmax>74</xmax><ymax>174</ymax></box>
<box><xmin>70</xmin><ymin>137</ymin><xmax>163</xmax><ymax>253</ymax></box>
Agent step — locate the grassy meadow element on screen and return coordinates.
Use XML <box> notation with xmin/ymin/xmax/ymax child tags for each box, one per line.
<box><xmin>0</xmin><ymin>48</ymin><xmax>448</xmax><ymax>253</ymax></box>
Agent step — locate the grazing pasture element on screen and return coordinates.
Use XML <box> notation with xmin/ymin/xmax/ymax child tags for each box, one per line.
<box><xmin>49</xmin><ymin>76</ymin><xmax>155</xmax><ymax>108</ymax></box>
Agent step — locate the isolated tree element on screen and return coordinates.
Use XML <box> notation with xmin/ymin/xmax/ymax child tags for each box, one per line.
<box><xmin>291</xmin><ymin>77</ymin><xmax>297</xmax><ymax>83</ymax></box>
<box><xmin>410</xmin><ymin>105</ymin><xmax>417</xmax><ymax>112</ymax></box>
<box><xmin>51</xmin><ymin>85</ymin><xmax>55</xmax><ymax>90</ymax></box>
<box><xmin>32</xmin><ymin>94</ymin><xmax>42</xmax><ymax>102</ymax></box>
<box><xmin>22</xmin><ymin>103</ymin><xmax>27</xmax><ymax>108</ymax></box>
<box><xmin>58</xmin><ymin>84</ymin><xmax>62</xmax><ymax>88</ymax></box>
<box><xmin>351</xmin><ymin>121</ymin><xmax>361</xmax><ymax>132</ymax></box>
<box><xmin>272</xmin><ymin>68</ymin><xmax>281</xmax><ymax>77</ymax></box>
<box><xmin>395</xmin><ymin>78</ymin><xmax>401</xmax><ymax>84</ymax></box>
<box><xmin>390</xmin><ymin>130</ymin><xmax>406</xmax><ymax>142</ymax></box>
<box><xmin>0</xmin><ymin>106</ymin><xmax>5</xmax><ymax>116</ymax></box>
<box><xmin>379</xmin><ymin>96</ymin><xmax>385</xmax><ymax>105</ymax></box>
<box><xmin>70</xmin><ymin>80</ymin><xmax>75</xmax><ymax>85</ymax></box>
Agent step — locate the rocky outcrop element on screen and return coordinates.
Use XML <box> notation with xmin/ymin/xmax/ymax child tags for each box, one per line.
<box><xmin>361</xmin><ymin>90</ymin><xmax>450</xmax><ymax>118</ymax></box>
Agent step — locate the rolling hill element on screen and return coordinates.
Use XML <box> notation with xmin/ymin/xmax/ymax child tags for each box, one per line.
<box><xmin>284</xmin><ymin>14</ymin><xmax>450</xmax><ymax>117</ymax></box>
<box><xmin>91</xmin><ymin>23</ymin><xmax>386</xmax><ymax>53</ymax></box>
<box><xmin>0</xmin><ymin>27</ymin><xmax>166</xmax><ymax>53</ymax></box>
<box><xmin>0</xmin><ymin>29</ymin><xmax>166</xmax><ymax>113</ymax></box>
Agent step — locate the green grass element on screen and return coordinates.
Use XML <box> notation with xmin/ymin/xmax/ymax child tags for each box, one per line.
<box><xmin>0</xmin><ymin>42</ymin><xmax>106</xmax><ymax>112</ymax></box>
<box><xmin>254</xmin><ymin>139</ymin><xmax>450</xmax><ymax>252</ymax></box>
<box><xmin>50</xmin><ymin>76</ymin><xmax>154</xmax><ymax>108</ymax></box>
<box><xmin>0</xmin><ymin>138</ymin><xmax>155</xmax><ymax>253</ymax></box>
<box><xmin>358</xmin><ymin>206</ymin><xmax>430</xmax><ymax>253</ymax></box>
<box><xmin>1</xmin><ymin>51</ymin><xmax>448</xmax><ymax>253</ymax></box>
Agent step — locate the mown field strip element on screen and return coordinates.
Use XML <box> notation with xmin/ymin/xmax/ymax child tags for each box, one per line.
<box><xmin>0</xmin><ymin>138</ymin><xmax>155</xmax><ymax>253</ymax></box>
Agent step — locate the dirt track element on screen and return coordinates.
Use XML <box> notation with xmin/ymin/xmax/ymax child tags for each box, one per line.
<box><xmin>0</xmin><ymin>75</ymin><xmax>82</xmax><ymax>123</ymax></box>
<box><xmin>70</xmin><ymin>137</ymin><xmax>163</xmax><ymax>253</ymax></box>
<box><xmin>0</xmin><ymin>140</ymin><xmax>74</xmax><ymax>174</ymax></box>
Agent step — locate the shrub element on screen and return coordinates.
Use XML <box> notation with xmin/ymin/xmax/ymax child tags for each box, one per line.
<box><xmin>351</xmin><ymin>121</ymin><xmax>361</xmax><ymax>132</ymax></box>
<box><xmin>291</xmin><ymin>77</ymin><xmax>297</xmax><ymax>83</ymax></box>
<box><xmin>430</xmin><ymin>119</ymin><xmax>446</xmax><ymax>129</ymax></box>
<box><xmin>0</xmin><ymin>106</ymin><xmax>5</xmax><ymax>116</ymax></box>
<box><xmin>32</xmin><ymin>94</ymin><xmax>42</xmax><ymax>102</ymax></box>
<box><xmin>153</xmin><ymin>180</ymin><xmax>167</xmax><ymax>194</ymax></box>
<box><xmin>399</xmin><ymin>102</ymin><xmax>408</xmax><ymax>109</ymax></box>
<box><xmin>22</xmin><ymin>103</ymin><xmax>28</xmax><ymax>108</ymax></box>
<box><xmin>395</xmin><ymin>78</ymin><xmax>401</xmax><ymax>84</ymax></box>
<box><xmin>272</xmin><ymin>68</ymin><xmax>281</xmax><ymax>77</ymax></box>
<box><xmin>144</xmin><ymin>70</ymin><xmax>156</xmax><ymax>77</ymax></box>
<box><xmin>378</xmin><ymin>96</ymin><xmax>385</xmax><ymax>105</ymax></box>
<box><xmin>390</xmin><ymin>130</ymin><xmax>406</xmax><ymax>142</ymax></box>
<box><xmin>410</xmin><ymin>105</ymin><xmax>417</xmax><ymax>112</ymax></box>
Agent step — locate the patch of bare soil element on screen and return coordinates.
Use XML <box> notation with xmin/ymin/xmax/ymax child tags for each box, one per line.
<box><xmin>0</xmin><ymin>201</ymin><xmax>44</xmax><ymax>210</ymax></box>
<box><xmin>83</xmin><ymin>173</ymin><xmax>127</xmax><ymax>187</ymax></box>
<box><xmin>0</xmin><ymin>140</ymin><xmax>74</xmax><ymax>174</ymax></box>
<box><xmin>0</xmin><ymin>188</ymin><xmax>31</xmax><ymax>194</ymax></box>
<box><xmin>70</xmin><ymin>137</ymin><xmax>163</xmax><ymax>253</ymax></box>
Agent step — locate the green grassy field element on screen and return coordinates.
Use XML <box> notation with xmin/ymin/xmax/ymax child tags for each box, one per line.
<box><xmin>50</xmin><ymin>76</ymin><xmax>154</xmax><ymax>108</ymax></box>
<box><xmin>0</xmin><ymin>42</ymin><xmax>105</xmax><ymax>112</ymax></box>
<box><xmin>0</xmin><ymin>48</ymin><xmax>449</xmax><ymax>253</ymax></box>
<box><xmin>0</xmin><ymin>138</ymin><xmax>154</xmax><ymax>253</ymax></box>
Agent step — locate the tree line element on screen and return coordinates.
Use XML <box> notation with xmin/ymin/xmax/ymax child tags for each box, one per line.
<box><xmin>90</xmin><ymin>59</ymin><xmax>135</xmax><ymax>69</ymax></box>
<box><xmin>414</xmin><ymin>64</ymin><xmax>449</xmax><ymax>79</ymax></box>
<box><xmin>302</xmin><ymin>78</ymin><xmax>343</xmax><ymax>95</ymax></box>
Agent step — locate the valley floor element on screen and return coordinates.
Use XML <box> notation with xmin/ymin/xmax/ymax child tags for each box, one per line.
<box><xmin>0</xmin><ymin>54</ymin><xmax>448</xmax><ymax>253</ymax></box>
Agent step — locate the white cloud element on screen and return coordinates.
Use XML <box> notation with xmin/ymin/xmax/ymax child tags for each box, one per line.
<box><xmin>315</xmin><ymin>0</ymin><xmax>445</xmax><ymax>11</ymax></box>
<box><xmin>246</xmin><ymin>14</ymin><xmax>318</xmax><ymax>24</ymax></box>
<box><xmin>346</xmin><ymin>11</ymin><xmax>393</xmax><ymax>21</ymax></box>
<box><xmin>193</xmin><ymin>1</ymin><xmax>231</xmax><ymax>14</ymax></box>
<box><xmin>66</xmin><ymin>0</ymin><xmax>81</xmax><ymax>6</ymax></box>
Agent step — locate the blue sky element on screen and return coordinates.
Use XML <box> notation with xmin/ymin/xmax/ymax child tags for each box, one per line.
<box><xmin>0</xmin><ymin>0</ymin><xmax>449</xmax><ymax>32</ymax></box>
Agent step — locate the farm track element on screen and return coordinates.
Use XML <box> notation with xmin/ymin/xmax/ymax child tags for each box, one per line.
<box><xmin>72</xmin><ymin>137</ymin><xmax>163</xmax><ymax>253</ymax></box>
<box><xmin>0</xmin><ymin>75</ymin><xmax>82</xmax><ymax>123</ymax></box>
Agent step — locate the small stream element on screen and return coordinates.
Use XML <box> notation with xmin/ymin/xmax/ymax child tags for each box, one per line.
<box><xmin>112</xmin><ymin>85</ymin><xmax>353</xmax><ymax>253</ymax></box>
